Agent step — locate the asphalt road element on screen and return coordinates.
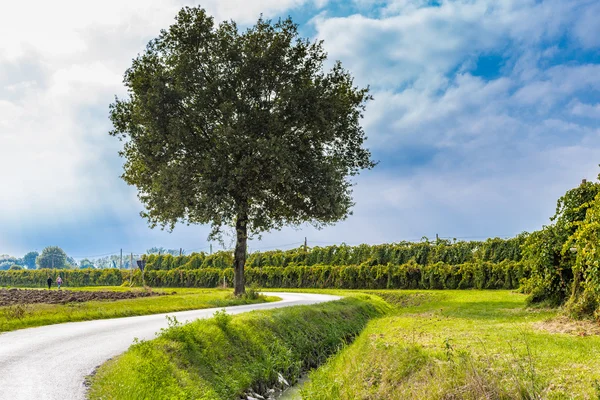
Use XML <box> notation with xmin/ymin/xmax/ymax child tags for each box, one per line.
<box><xmin>0</xmin><ymin>292</ymin><xmax>340</xmax><ymax>400</ymax></box>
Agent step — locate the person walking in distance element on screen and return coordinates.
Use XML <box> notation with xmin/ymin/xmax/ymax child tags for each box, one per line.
<box><xmin>56</xmin><ymin>276</ymin><xmax>63</xmax><ymax>290</ymax></box>
<box><xmin>47</xmin><ymin>276</ymin><xmax>52</xmax><ymax>290</ymax></box>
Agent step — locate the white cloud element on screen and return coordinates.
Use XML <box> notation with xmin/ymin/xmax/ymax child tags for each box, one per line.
<box><xmin>573</xmin><ymin>1</ymin><xmax>600</xmax><ymax>49</ymax></box>
<box><xmin>571</xmin><ymin>101</ymin><xmax>600</xmax><ymax>119</ymax></box>
<box><xmin>1</xmin><ymin>0</ymin><xmax>599</xmax><ymax>255</ymax></box>
<box><xmin>0</xmin><ymin>0</ymin><xmax>324</xmax><ymax>252</ymax></box>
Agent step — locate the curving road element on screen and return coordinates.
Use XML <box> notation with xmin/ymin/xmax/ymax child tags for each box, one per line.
<box><xmin>0</xmin><ymin>292</ymin><xmax>340</xmax><ymax>400</ymax></box>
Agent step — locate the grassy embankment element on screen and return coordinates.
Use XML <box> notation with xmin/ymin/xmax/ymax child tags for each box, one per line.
<box><xmin>301</xmin><ymin>290</ymin><xmax>600</xmax><ymax>399</ymax></box>
<box><xmin>0</xmin><ymin>287</ymin><xmax>276</xmax><ymax>332</ymax></box>
<box><xmin>87</xmin><ymin>295</ymin><xmax>389</xmax><ymax>400</ymax></box>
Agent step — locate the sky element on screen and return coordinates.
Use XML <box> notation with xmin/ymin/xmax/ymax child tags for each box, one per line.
<box><xmin>1</xmin><ymin>0</ymin><xmax>599</xmax><ymax>259</ymax></box>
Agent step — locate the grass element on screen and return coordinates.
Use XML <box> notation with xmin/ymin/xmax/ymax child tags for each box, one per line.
<box><xmin>0</xmin><ymin>286</ymin><xmax>277</xmax><ymax>332</ymax></box>
<box><xmin>300</xmin><ymin>290</ymin><xmax>600</xmax><ymax>399</ymax></box>
<box><xmin>87</xmin><ymin>295</ymin><xmax>389</xmax><ymax>400</ymax></box>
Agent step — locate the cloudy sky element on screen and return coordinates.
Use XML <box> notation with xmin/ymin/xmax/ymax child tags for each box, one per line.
<box><xmin>1</xmin><ymin>0</ymin><xmax>599</xmax><ymax>258</ymax></box>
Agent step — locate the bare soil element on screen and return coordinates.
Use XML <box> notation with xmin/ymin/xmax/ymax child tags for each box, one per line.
<box><xmin>0</xmin><ymin>288</ymin><xmax>164</xmax><ymax>306</ymax></box>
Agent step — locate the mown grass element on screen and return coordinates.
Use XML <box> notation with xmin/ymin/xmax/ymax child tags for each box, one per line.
<box><xmin>301</xmin><ymin>290</ymin><xmax>600</xmax><ymax>399</ymax></box>
<box><xmin>87</xmin><ymin>295</ymin><xmax>389</xmax><ymax>400</ymax></box>
<box><xmin>0</xmin><ymin>287</ymin><xmax>276</xmax><ymax>332</ymax></box>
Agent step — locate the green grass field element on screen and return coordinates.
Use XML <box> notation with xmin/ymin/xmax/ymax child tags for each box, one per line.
<box><xmin>300</xmin><ymin>290</ymin><xmax>600</xmax><ymax>399</ymax></box>
<box><xmin>6</xmin><ymin>286</ymin><xmax>599</xmax><ymax>398</ymax></box>
<box><xmin>0</xmin><ymin>287</ymin><xmax>276</xmax><ymax>332</ymax></box>
<box><xmin>87</xmin><ymin>295</ymin><xmax>387</xmax><ymax>400</ymax></box>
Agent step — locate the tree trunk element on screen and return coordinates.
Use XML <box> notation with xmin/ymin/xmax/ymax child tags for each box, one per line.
<box><xmin>233</xmin><ymin>211</ymin><xmax>248</xmax><ymax>296</ymax></box>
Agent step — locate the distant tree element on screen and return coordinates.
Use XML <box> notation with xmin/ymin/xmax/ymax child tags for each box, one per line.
<box><xmin>146</xmin><ymin>247</ymin><xmax>180</xmax><ymax>256</ymax></box>
<box><xmin>36</xmin><ymin>246</ymin><xmax>68</xmax><ymax>269</ymax></box>
<box><xmin>110</xmin><ymin>8</ymin><xmax>374</xmax><ymax>295</ymax></box>
<box><xmin>9</xmin><ymin>265</ymin><xmax>23</xmax><ymax>270</ymax></box>
<box><xmin>66</xmin><ymin>256</ymin><xmax>78</xmax><ymax>269</ymax></box>
<box><xmin>146</xmin><ymin>247</ymin><xmax>167</xmax><ymax>255</ymax></box>
<box><xmin>0</xmin><ymin>255</ymin><xmax>19</xmax><ymax>270</ymax></box>
<box><xmin>79</xmin><ymin>258</ymin><xmax>95</xmax><ymax>269</ymax></box>
<box><xmin>23</xmin><ymin>251</ymin><xmax>39</xmax><ymax>269</ymax></box>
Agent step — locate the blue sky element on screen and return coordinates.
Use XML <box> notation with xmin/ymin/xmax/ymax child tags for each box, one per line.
<box><xmin>1</xmin><ymin>0</ymin><xmax>599</xmax><ymax>259</ymax></box>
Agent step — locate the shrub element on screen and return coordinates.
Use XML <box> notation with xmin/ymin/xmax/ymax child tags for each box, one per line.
<box><xmin>0</xmin><ymin>262</ymin><xmax>528</xmax><ymax>290</ymax></box>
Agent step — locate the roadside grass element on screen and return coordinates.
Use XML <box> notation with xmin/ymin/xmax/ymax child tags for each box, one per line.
<box><xmin>301</xmin><ymin>290</ymin><xmax>600</xmax><ymax>399</ymax></box>
<box><xmin>87</xmin><ymin>295</ymin><xmax>389</xmax><ymax>400</ymax></box>
<box><xmin>0</xmin><ymin>287</ymin><xmax>277</xmax><ymax>332</ymax></box>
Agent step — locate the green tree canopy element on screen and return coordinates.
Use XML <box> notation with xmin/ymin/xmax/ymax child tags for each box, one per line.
<box><xmin>36</xmin><ymin>246</ymin><xmax>68</xmax><ymax>269</ymax></box>
<box><xmin>110</xmin><ymin>7</ymin><xmax>374</xmax><ymax>295</ymax></box>
<box><xmin>522</xmin><ymin>179</ymin><xmax>600</xmax><ymax>305</ymax></box>
<box><xmin>565</xmin><ymin>191</ymin><xmax>600</xmax><ymax>317</ymax></box>
<box><xmin>0</xmin><ymin>255</ymin><xmax>20</xmax><ymax>270</ymax></box>
<box><xmin>79</xmin><ymin>258</ymin><xmax>95</xmax><ymax>269</ymax></box>
<box><xmin>23</xmin><ymin>251</ymin><xmax>39</xmax><ymax>269</ymax></box>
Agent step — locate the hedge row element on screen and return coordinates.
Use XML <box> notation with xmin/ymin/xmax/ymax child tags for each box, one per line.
<box><xmin>142</xmin><ymin>237</ymin><xmax>527</xmax><ymax>271</ymax></box>
<box><xmin>1</xmin><ymin>261</ymin><xmax>528</xmax><ymax>290</ymax></box>
<box><xmin>137</xmin><ymin>261</ymin><xmax>528</xmax><ymax>290</ymax></box>
<box><xmin>246</xmin><ymin>239</ymin><xmax>526</xmax><ymax>268</ymax></box>
<box><xmin>0</xmin><ymin>268</ymin><xmax>128</xmax><ymax>287</ymax></box>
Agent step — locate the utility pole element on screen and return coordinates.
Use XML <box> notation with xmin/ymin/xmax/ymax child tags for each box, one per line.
<box><xmin>210</xmin><ymin>244</ymin><xmax>213</xmax><ymax>255</ymax></box>
<box><xmin>179</xmin><ymin>248</ymin><xmax>182</xmax><ymax>257</ymax></box>
<box><xmin>304</xmin><ymin>237</ymin><xmax>307</xmax><ymax>252</ymax></box>
<box><xmin>436</xmin><ymin>233</ymin><xmax>439</xmax><ymax>243</ymax></box>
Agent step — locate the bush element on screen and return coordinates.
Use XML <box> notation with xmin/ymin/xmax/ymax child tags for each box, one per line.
<box><xmin>0</xmin><ymin>269</ymin><xmax>130</xmax><ymax>287</ymax></box>
<box><xmin>0</xmin><ymin>262</ymin><xmax>528</xmax><ymax>290</ymax></box>
<box><xmin>521</xmin><ymin>179</ymin><xmax>600</xmax><ymax>309</ymax></box>
<box><xmin>140</xmin><ymin>238</ymin><xmax>526</xmax><ymax>273</ymax></box>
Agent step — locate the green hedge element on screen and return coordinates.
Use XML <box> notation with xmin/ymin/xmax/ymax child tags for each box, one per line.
<box><xmin>141</xmin><ymin>237</ymin><xmax>527</xmax><ymax>272</ymax></box>
<box><xmin>247</xmin><ymin>261</ymin><xmax>528</xmax><ymax>290</ymax></box>
<box><xmin>0</xmin><ymin>268</ymin><xmax>128</xmax><ymax>287</ymax></box>
<box><xmin>143</xmin><ymin>251</ymin><xmax>234</xmax><ymax>271</ymax></box>
<box><xmin>0</xmin><ymin>261</ymin><xmax>528</xmax><ymax>290</ymax></box>
<box><xmin>247</xmin><ymin>238</ymin><xmax>526</xmax><ymax>267</ymax></box>
<box><xmin>138</xmin><ymin>261</ymin><xmax>528</xmax><ymax>290</ymax></box>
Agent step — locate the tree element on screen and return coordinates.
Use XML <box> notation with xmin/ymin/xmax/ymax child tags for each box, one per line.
<box><xmin>522</xmin><ymin>179</ymin><xmax>600</xmax><ymax>305</ymax></box>
<box><xmin>23</xmin><ymin>251</ymin><xmax>39</xmax><ymax>269</ymax></box>
<box><xmin>36</xmin><ymin>246</ymin><xmax>68</xmax><ymax>269</ymax></box>
<box><xmin>66</xmin><ymin>256</ymin><xmax>78</xmax><ymax>269</ymax></box>
<box><xmin>79</xmin><ymin>258</ymin><xmax>95</xmax><ymax>269</ymax></box>
<box><xmin>9</xmin><ymin>265</ymin><xmax>23</xmax><ymax>270</ymax></box>
<box><xmin>564</xmin><ymin>191</ymin><xmax>600</xmax><ymax>317</ymax></box>
<box><xmin>146</xmin><ymin>247</ymin><xmax>184</xmax><ymax>256</ymax></box>
<box><xmin>110</xmin><ymin>8</ymin><xmax>374</xmax><ymax>295</ymax></box>
<box><xmin>0</xmin><ymin>255</ymin><xmax>20</xmax><ymax>270</ymax></box>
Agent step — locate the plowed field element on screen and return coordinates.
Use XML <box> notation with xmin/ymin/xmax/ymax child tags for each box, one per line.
<box><xmin>0</xmin><ymin>288</ymin><xmax>163</xmax><ymax>306</ymax></box>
